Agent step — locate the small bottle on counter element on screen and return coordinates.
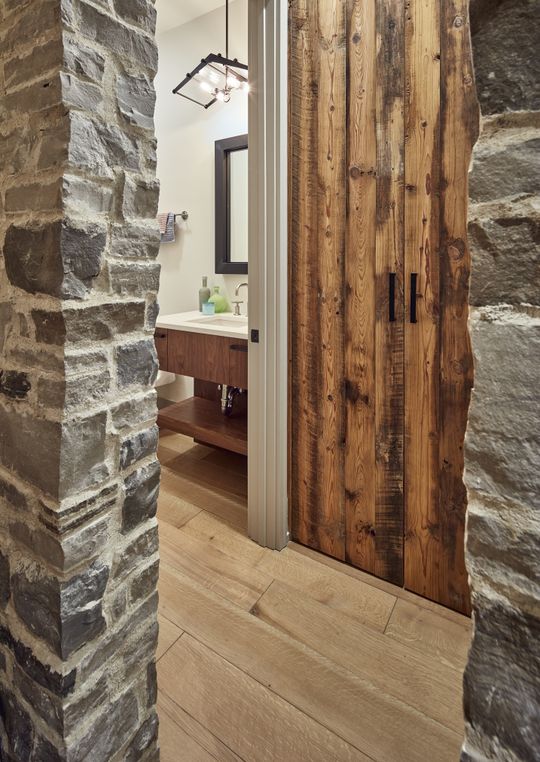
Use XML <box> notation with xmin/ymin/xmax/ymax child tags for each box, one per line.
<box><xmin>198</xmin><ymin>276</ymin><xmax>211</xmax><ymax>312</ymax></box>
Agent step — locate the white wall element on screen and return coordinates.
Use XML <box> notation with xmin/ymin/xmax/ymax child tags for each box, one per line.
<box><xmin>155</xmin><ymin>0</ymin><xmax>248</xmax><ymax>400</ymax></box>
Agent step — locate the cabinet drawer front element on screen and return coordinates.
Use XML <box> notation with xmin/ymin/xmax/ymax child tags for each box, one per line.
<box><xmin>168</xmin><ymin>331</ymin><xmax>229</xmax><ymax>384</ymax></box>
<box><xmin>154</xmin><ymin>329</ymin><xmax>169</xmax><ymax>370</ymax></box>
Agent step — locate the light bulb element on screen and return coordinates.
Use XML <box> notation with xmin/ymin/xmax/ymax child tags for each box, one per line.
<box><xmin>227</xmin><ymin>74</ymin><xmax>240</xmax><ymax>89</ymax></box>
<box><xmin>242</xmin><ymin>82</ymin><xmax>250</xmax><ymax>94</ymax></box>
<box><xmin>216</xmin><ymin>90</ymin><xmax>226</xmax><ymax>102</ymax></box>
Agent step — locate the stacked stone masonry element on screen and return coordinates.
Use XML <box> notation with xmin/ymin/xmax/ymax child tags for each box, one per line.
<box><xmin>463</xmin><ymin>1</ymin><xmax>540</xmax><ymax>761</ymax></box>
<box><xmin>0</xmin><ymin>0</ymin><xmax>161</xmax><ymax>759</ymax></box>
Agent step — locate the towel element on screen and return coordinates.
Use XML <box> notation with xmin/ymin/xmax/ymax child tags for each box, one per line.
<box><xmin>157</xmin><ymin>212</ymin><xmax>176</xmax><ymax>243</ymax></box>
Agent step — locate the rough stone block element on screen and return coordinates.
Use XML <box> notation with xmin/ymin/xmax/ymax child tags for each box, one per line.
<box><xmin>4</xmin><ymin>181</ymin><xmax>61</xmax><ymax>213</ymax></box>
<box><xmin>0</xmin><ymin>688</ymin><xmax>33</xmax><ymax>762</ymax></box>
<box><xmin>13</xmin><ymin>663</ymin><xmax>63</xmax><ymax>736</ymax></box>
<box><xmin>113</xmin><ymin>0</ymin><xmax>157</xmax><ymax>34</ymax></box>
<box><xmin>120</xmin><ymin>426</ymin><xmax>159</xmax><ymax>469</ymax></box>
<box><xmin>113</xmin><ymin>525</ymin><xmax>159</xmax><ymax>579</ymax></box>
<box><xmin>469</xmin><ymin>201</ymin><xmax>540</xmax><ymax>307</ymax></box>
<box><xmin>112</xmin><ymin>392</ymin><xmax>157</xmax><ymax>431</ymax></box>
<box><xmin>0</xmin><ymin>478</ymin><xmax>28</xmax><ymax>511</ymax></box>
<box><xmin>4</xmin><ymin>220</ymin><xmax>105</xmax><ymax>299</ymax></box>
<box><xmin>116</xmin><ymin>339</ymin><xmax>158</xmax><ymax>389</ymax></box>
<box><xmin>469</xmin><ymin>131</ymin><xmax>540</xmax><ymax>203</ymax></box>
<box><xmin>109</xmin><ymin>262</ymin><xmax>161</xmax><ymax>296</ymax></box>
<box><xmin>130</xmin><ymin>560</ymin><xmax>160</xmax><ymax>604</ymax></box>
<box><xmin>78</xmin><ymin>1</ymin><xmax>158</xmax><ymax>72</ymax></box>
<box><xmin>471</xmin><ymin>0</ymin><xmax>540</xmax><ymax>115</ymax></box>
<box><xmin>59</xmin><ymin>412</ymin><xmax>109</xmax><ymax>499</ymax></box>
<box><xmin>117</xmin><ymin>72</ymin><xmax>156</xmax><ymax>130</ymax></box>
<box><xmin>60</xmin><ymin>71</ymin><xmax>103</xmax><ymax>112</ymax></box>
<box><xmin>464</xmin><ymin>595</ymin><xmax>540</xmax><ymax>760</ymax></box>
<box><xmin>122</xmin><ymin>461</ymin><xmax>160</xmax><ymax>533</ymax></box>
<box><xmin>0</xmin><ymin>406</ymin><xmax>62</xmax><ymax>497</ymax></box>
<box><xmin>110</xmin><ymin>222</ymin><xmax>160</xmax><ymax>259</ymax></box>
<box><xmin>124</xmin><ymin>711</ymin><xmax>158</xmax><ymax>762</ymax></box>
<box><xmin>122</xmin><ymin>176</ymin><xmax>160</xmax><ymax>220</ymax></box>
<box><xmin>63</xmin><ymin>174</ymin><xmax>113</xmax><ymax>215</ymax></box>
<box><xmin>70</xmin><ymin>689</ymin><xmax>139</xmax><ymax>762</ymax></box>
<box><xmin>63</xmin><ymin>37</ymin><xmax>105</xmax><ymax>84</ymax></box>
<box><xmin>68</xmin><ymin>112</ymin><xmax>140</xmax><ymax>178</ymax></box>
<box><xmin>465</xmin><ymin>314</ymin><xmax>540</xmax><ymax>509</ymax></box>
<box><xmin>11</xmin><ymin>561</ymin><xmax>109</xmax><ymax>659</ymax></box>
<box><xmin>32</xmin><ymin>301</ymin><xmax>146</xmax><ymax>345</ymax></box>
<box><xmin>64</xmin><ymin>673</ymin><xmax>108</xmax><ymax>734</ymax></box>
<box><xmin>38</xmin><ymin>370</ymin><xmax>111</xmax><ymax>412</ymax></box>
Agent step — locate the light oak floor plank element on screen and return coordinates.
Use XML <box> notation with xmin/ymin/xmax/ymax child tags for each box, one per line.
<box><xmin>159</xmin><ymin>633</ymin><xmax>367</xmax><ymax>762</ymax></box>
<box><xmin>158</xmin><ymin>693</ymin><xmax>224</xmax><ymax>762</ymax></box>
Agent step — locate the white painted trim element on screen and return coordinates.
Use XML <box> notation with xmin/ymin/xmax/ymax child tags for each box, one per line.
<box><xmin>247</xmin><ymin>0</ymin><xmax>288</xmax><ymax>549</ymax></box>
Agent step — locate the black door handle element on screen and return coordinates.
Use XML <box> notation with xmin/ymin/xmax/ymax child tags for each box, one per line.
<box><xmin>410</xmin><ymin>273</ymin><xmax>418</xmax><ymax>324</ymax></box>
<box><xmin>230</xmin><ymin>344</ymin><xmax>248</xmax><ymax>353</ymax></box>
<box><xmin>389</xmin><ymin>273</ymin><xmax>396</xmax><ymax>323</ymax></box>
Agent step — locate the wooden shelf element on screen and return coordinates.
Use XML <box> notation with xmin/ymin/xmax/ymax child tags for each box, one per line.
<box><xmin>157</xmin><ymin>397</ymin><xmax>248</xmax><ymax>456</ymax></box>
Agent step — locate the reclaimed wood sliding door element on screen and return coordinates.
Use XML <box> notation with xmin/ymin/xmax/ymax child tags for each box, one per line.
<box><xmin>289</xmin><ymin>0</ymin><xmax>478</xmax><ymax>614</ymax></box>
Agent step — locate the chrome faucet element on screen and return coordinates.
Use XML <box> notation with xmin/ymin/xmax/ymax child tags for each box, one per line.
<box><xmin>232</xmin><ymin>282</ymin><xmax>248</xmax><ymax>316</ymax></box>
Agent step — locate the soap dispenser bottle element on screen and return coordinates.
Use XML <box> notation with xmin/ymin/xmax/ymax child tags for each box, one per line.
<box><xmin>208</xmin><ymin>286</ymin><xmax>229</xmax><ymax>314</ymax></box>
<box><xmin>198</xmin><ymin>276</ymin><xmax>211</xmax><ymax>312</ymax></box>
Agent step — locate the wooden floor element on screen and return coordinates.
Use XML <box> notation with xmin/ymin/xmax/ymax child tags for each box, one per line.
<box><xmin>156</xmin><ymin>430</ymin><xmax>471</xmax><ymax>762</ymax></box>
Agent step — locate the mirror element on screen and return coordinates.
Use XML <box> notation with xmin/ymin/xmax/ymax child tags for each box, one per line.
<box><xmin>215</xmin><ymin>134</ymin><xmax>248</xmax><ymax>274</ymax></box>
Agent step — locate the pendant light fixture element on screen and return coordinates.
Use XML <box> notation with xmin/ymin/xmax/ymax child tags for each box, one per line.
<box><xmin>173</xmin><ymin>0</ymin><xmax>249</xmax><ymax>109</ymax></box>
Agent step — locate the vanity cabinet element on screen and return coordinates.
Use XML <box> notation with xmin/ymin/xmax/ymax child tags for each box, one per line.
<box><xmin>160</xmin><ymin>329</ymin><xmax>248</xmax><ymax>389</ymax></box>
<box><xmin>155</xmin><ymin>327</ymin><xmax>248</xmax><ymax>455</ymax></box>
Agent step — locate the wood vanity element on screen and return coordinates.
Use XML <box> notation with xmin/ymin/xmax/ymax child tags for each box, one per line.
<box><xmin>155</xmin><ymin>314</ymin><xmax>248</xmax><ymax>456</ymax></box>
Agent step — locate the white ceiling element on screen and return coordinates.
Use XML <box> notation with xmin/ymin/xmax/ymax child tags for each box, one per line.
<box><xmin>155</xmin><ymin>0</ymin><xmax>226</xmax><ymax>35</ymax></box>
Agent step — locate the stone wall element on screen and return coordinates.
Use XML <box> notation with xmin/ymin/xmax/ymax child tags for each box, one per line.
<box><xmin>463</xmin><ymin>1</ymin><xmax>540</xmax><ymax>760</ymax></box>
<box><xmin>0</xmin><ymin>1</ymin><xmax>161</xmax><ymax>759</ymax></box>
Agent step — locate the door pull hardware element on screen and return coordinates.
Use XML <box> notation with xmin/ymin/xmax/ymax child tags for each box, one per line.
<box><xmin>389</xmin><ymin>273</ymin><xmax>396</xmax><ymax>323</ymax></box>
<box><xmin>230</xmin><ymin>344</ymin><xmax>248</xmax><ymax>353</ymax></box>
<box><xmin>410</xmin><ymin>273</ymin><xmax>418</xmax><ymax>324</ymax></box>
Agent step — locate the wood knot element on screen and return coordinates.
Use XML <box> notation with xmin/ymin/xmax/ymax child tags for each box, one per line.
<box><xmin>352</xmin><ymin>32</ymin><xmax>361</xmax><ymax>44</ymax></box>
<box><xmin>453</xmin><ymin>15</ymin><xmax>464</xmax><ymax>28</ymax></box>
<box><xmin>448</xmin><ymin>238</ymin><xmax>466</xmax><ymax>261</ymax></box>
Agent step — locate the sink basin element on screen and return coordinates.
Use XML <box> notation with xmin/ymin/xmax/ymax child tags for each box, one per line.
<box><xmin>187</xmin><ymin>316</ymin><xmax>248</xmax><ymax>328</ymax></box>
<box><xmin>156</xmin><ymin>311</ymin><xmax>249</xmax><ymax>339</ymax></box>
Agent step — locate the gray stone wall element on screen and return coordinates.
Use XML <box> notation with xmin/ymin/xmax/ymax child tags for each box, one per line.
<box><xmin>0</xmin><ymin>1</ymin><xmax>161</xmax><ymax>759</ymax></box>
<box><xmin>463</xmin><ymin>1</ymin><xmax>540</xmax><ymax>760</ymax></box>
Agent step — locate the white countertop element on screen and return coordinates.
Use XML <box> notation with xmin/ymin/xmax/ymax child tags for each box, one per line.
<box><xmin>156</xmin><ymin>310</ymin><xmax>249</xmax><ymax>340</ymax></box>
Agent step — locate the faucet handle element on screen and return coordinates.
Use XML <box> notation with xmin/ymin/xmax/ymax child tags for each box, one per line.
<box><xmin>232</xmin><ymin>300</ymin><xmax>243</xmax><ymax>316</ymax></box>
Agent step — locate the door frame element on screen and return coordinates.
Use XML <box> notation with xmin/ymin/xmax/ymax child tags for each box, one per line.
<box><xmin>247</xmin><ymin>0</ymin><xmax>289</xmax><ymax>550</ymax></box>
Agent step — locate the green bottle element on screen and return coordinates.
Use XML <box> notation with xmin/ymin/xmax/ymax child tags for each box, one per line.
<box><xmin>198</xmin><ymin>276</ymin><xmax>211</xmax><ymax>312</ymax></box>
<box><xmin>208</xmin><ymin>285</ymin><xmax>229</xmax><ymax>314</ymax></box>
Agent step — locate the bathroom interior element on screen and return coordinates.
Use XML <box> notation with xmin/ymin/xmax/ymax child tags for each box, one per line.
<box><xmin>154</xmin><ymin>0</ymin><xmax>250</xmax><ymax>481</ymax></box>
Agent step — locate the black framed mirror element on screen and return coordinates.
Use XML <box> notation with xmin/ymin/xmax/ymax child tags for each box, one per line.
<box><xmin>215</xmin><ymin>134</ymin><xmax>248</xmax><ymax>275</ymax></box>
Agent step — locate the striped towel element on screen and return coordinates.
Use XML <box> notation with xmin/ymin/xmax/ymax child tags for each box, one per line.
<box><xmin>157</xmin><ymin>212</ymin><xmax>176</xmax><ymax>244</ymax></box>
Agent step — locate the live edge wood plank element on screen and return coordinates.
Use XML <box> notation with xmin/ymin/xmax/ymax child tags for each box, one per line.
<box><xmin>436</xmin><ymin>0</ymin><xmax>479</xmax><ymax>615</ymax></box>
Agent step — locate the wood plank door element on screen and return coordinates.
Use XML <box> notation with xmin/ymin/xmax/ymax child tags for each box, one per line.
<box><xmin>289</xmin><ymin>0</ymin><xmax>478</xmax><ymax>614</ymax></box>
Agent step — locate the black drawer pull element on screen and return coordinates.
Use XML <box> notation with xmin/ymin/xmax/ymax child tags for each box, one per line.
<box><xmin>155</xmin><ymin>332</ymin><xmax>167</xmax><ymax>340</ymax></box>
<box><xmin>230</xmin><ymin>344</ymin><xmax>248</xmax><ymax>353</ymax></box>
<box><xmin>389</xmin><ymin>273</ymin><xmax>396</xmax><ymax>323</ymax></box>
<box><xmin>410</xmin><ymin>273</ymin><xmax>418</xmax><ymax>324</ymax></box>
